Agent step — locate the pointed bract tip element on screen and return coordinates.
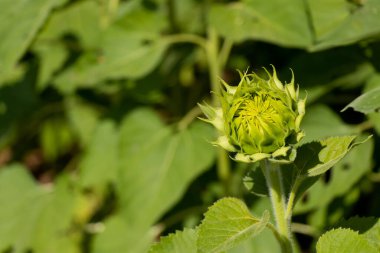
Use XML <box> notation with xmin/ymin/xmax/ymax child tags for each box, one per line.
<box><xmin>269</xmin><ymin>64</ymin><xmax>284</xmax><ymax>90</ymax></box>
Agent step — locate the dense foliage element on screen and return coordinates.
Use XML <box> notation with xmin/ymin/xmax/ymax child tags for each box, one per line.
<box><xmin>0</xmin><ymin>0</ymin><xmax>380</xmax><ymax>252</ymax></box>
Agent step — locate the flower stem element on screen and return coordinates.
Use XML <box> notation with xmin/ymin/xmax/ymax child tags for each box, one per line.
<box><xmin>204</xmin><ymin>27</ymin><xmax>232</xmax><ymax>193</ymax></box>
<box><xmin>165</xmin><ymin>28</ymin><xmax>233</xmax><ymax>194</ymax></box>
<box><xmin>205</xmin><ymin>27</ymin><xmax>222</xmax><ymax>103</ymax></box>
<box><xmin>261</xmin><ymin>160</ymin><xmax>293</xmax><ymax>253</ymax></box>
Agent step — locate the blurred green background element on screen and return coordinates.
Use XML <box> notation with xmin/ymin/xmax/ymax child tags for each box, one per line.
<box><xmin>0</xmin><ymin>0</ymin><xmax>380</xmax><ymax>252</ymax></box>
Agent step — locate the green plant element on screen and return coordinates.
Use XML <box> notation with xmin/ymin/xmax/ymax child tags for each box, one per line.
<box><xmin>1</xmin><ymin>0</ymin><xmax>380</xmax><ymax>253</ymax></box>
<box><xmin>149</xmin><ymin>68</ymin><xmax>378</xmax><ymax>253</ymax></box>
<box><xmin>200</xmin><ymin>67</ymin><xmax>306</xmax><ymax>163</ymax></box>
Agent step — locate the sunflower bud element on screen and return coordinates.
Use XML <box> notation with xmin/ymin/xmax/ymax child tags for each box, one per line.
<box><xmin>200</xmin><ymin>66</ymin><xmax>306</xmax><ymax>163</ymax></box>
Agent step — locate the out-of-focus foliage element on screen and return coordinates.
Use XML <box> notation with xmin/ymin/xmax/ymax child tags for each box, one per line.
<box><xmin>0</xmin><ymin>0</ymin><xmax>380</xmax><ymax>252</ymax></box>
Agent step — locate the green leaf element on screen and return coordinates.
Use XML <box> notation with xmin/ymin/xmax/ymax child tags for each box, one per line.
<box><xmin>333</xmin><ymin>217</ymin><xmax>380</xmax><ymax>250</ymax></box>
<box><xmin>0</xmin><ymin>0</ymin><xmax>54</xmax><ymax>83</ymax></box>
<box><xmin>115</xmin><ymin>6</ymin><xmax>168</xmax><ymax>39</ymax></box>
<box><xmin>172</xmin><ymin>0</ymin><xmax>204</xmax><ymax>33</ymax></box>
<box><xmin>307</xmin><ymin>0</ymin><xmax>350</xmax><ymax>40</ymax></box>
<box><xmin>0</xmin><ymin>164</ymin><xmax>44</xmax><ymax>252</ymax></box>
<box><xmin>92</xmin><ymin>215</ymin><xmax>155</xmax><ymax>253</ymax></box>
<box><xmin>226</xmin><ymin>198</ymin><xmax>281</xmax><ymax>253</ymax></box>
<box><xmin>79</xmin><ymin>120</ymin><xmax>119</xmax><ymax>188</ymax></box>
<box><xmin>149</xmin><ymin>228</ymin><xmax>197</xmax><ymax>253</ymax></box>
<box><xmin>31</xmin><ymin>175</ymin><xmax>78</xmax><ymax>253</ymax></box>
<box><xmin>52</xmin><ymin>4</ymin><xmax>169</xmax><ymax>92</ymax></box>
<box><xmin>209</xmin><ymin>0</ymin><xmax>312</xmax><ymax>47</ymax></box>
<box><xmin>309</xmin><ymin>0</ymin><xmax>380</xmax><ymax>51</ymax></box>
<box><xmin>36</xmin><ymin>0</ymin><xmax>102</xmax><ymax>49</ymax></box>
<box><xmin>92</xmin><ymin>109</ymin><xmax>216</xmax><ymax>252</ymax></box>
<box><xmin>0</xmin><ymin>165</ymin><xmax>77</xmax><ymax>253</ymax></box>
<box><xmin>364</xmin><ymin>73</ymin><xmax>380</xmax><ymax>134</ymax></box>
<box><xmin>117</xmin><ymin>109</ymin><xmax>215</xmax><ymax>229</ymax></box>
<box><xmin>294</xmin><ymin>136</ymin><xmax>373</xmax><ymax>213</ymax></box>
<box><xmin>33</xmin><ymin>42</ymin><xmax>67</xmax><ymax>90</ymax></box>
<box><xmin>65</xmin><ymin>97</ymin><xmax>101</xmax><ymax>147</ymax></box>
<box><xmin>197</xmin><ymin>197</ymin><xmax>269</xmax><ymax>253</ymax></box>
<box><xmin>54</xmin><ymin>27</ymin><xmax>168</xmax><ymax>92</ymax></box>
<box><xmin>297</xmin><ymin>135</ymin><xmax>358</xmax><ymax>176</ymax></box>
<box><xmin>342</xmin><ymin>86</ymin><xmax>380</xmax><ymax>114</ymax></box>
<box><xmin>227</xmin><ymin>228</ymin><xmax>281</xmax><ymax>253</ymax></box>
<box><xmin>290</xmin><ymin>56</ymin><xmax>374</xmax><ymax>104</ymax></box>
<box><xmin>243</xmin><ymin>165</ymin><xmax>268</xmax><ymax>197</ymax></box>
<box><xmin>316</xmin><ymin>228</ymin><xmax>378</xmax><ymax>253</ymax></box>
<box><xmin>301</xmin><ymin>105</ymin><xmax>356</xmax><ymax>143</ymax></box>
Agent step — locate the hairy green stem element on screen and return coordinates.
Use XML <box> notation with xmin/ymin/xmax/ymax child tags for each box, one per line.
<box><xmin>261</xmin><ymin>160</ymin><xmax>293</xmax><ymax>253</ymax></box>
<box><xmin>285</xmin><ymin>176</ymin><xmax>302</xmax><ymax>220</ymax></box>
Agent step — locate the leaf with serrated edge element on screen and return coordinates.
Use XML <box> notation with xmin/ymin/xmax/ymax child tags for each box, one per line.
<box><xmin>149</xmin><ymin>228</ymin><xmax>197</xmax><ymax>253</ymax></box>
<box><xmin>197</xmin><ymin>197</ymin><xmax>269</xmax><ymax>253</ymax></box>
<box><xmin>306</xmin><ymin>135</ymin><xmax>355</xmax><ymax>176</ymax></box>
<box><xmin>316</xmin><ymin>228</ymin><xmax>377</xmax><ymax>253</ymax></box>
<box><xmin>333</xmin><ymin>216</ymin><xmax>380</xmax><ymax>250</ymax></box>
<box><xmin>296</xmin><ymin>135</ymin><xmax>370</xmax><ymax>177</ymax></box>
<box><xmin>294</xmin><ymin>136</ymin><xmax>373</xmax><ymax>214</ymax></box>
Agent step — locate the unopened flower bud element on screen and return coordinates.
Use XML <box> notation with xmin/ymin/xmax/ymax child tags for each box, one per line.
<box><xmin>200</xmin><ymin>66</ymin><xmax>306</xmax><ymax>163</ymax></box>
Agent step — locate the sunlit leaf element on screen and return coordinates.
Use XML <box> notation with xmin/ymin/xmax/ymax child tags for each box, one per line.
<box><xmin>316</xmin><ymin>228</ymin><xmax>378</xmax><ymax>253</ymax></box>
<box><xmin>65</xmin><ymin>97</ymin><xmax>101</xmax><ymax>147</ymax></box>
<box><xmin>92</xmin><ymin>215</ymin><xmax>155</xmax><ymax>253</ymax></box>
<box><xmin>209</xmin><ymin>0</ymin><xmax>312</xmax><ymax>47</ymax></box>
<box><xmin>293</xmin><ymin>135</ymin><xmax>364</xmax><ymax>177</ymax></box>
<box><xmin>33</xmin><ymin>43</ymin><xmax>67</xmax><ymax>90</ymax></box>
<box><xmin>117</xmin><ymin>109</ymin><xmax>215</xmax><ymax>229</ymax></box>
<box><xmin>309</xmin><ymin>0</ymin><xmax>380</xmax><ymax>51</ymax></box>
<box><xmin>334</xmin><ymin>216</ymin><xmax>380</xmax><ymax>250</ymax></box>
<box><xmin>0</xmin><ymin>0</ymin><xmax>54</xmax><ymax>83</ymax></box>
<box><xmin>342</xmin><ymin>86</ymin><xmax>380</xmax><ymax>114</ymax></box>
<box><xmin>227</xmin><ymin>227</ymin><xmax>281</xmax><ymax>253</ymax></box>
<box><xmin>295</xmin><ymin>136</ymin><xmax>373</xmax><ymax>213</ymax></box>
<box><xmin>52</xmin><ymin>4</ymin><xmax>170</xmax><ymax>92</ymax></box>
<box><xmin>36</xmin><ymin>0</ymin><xmax>102</xmax><ymax>49</ymax></box>
<box><xmin>305</xmin><ymin>136</ymin><xmax>355</xmax><ymax>176</ymax></box>
<box><xmin>54</xmin><ymin>30</ymin><xmax>168</xmax><ymax>92</ymax></box>
<box><xmin>307</xmin><ymin>0</ymin><xmax>350</xmax><ymax>40</ymax></box>
<box><xmin>198</xmin><ymin>197</ymin><xmax>269</xmax><ymax>253</ymax></box>
<box><xmin>227</xmin><ymin>198</ymin><xmax>281</xmax><ymax>253</ymax></box>
<box><xmin>149</xmin><ymin>228</ymin><xmax>197</xmax><ymax>253</ymax></box>
<box><xmin>0</xmin><ymin>165</ymin><xmax>77</xmax><ymax>253</ymax></box>
<box><xmin>79</xmin><ymin>120</ymin><xmax>119</xmax><ymax>188</ymax></box>
<box><xmin>92</xmin><ymin>109</ymin><xmax>216</xmax><ymax>252</ymax></box>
